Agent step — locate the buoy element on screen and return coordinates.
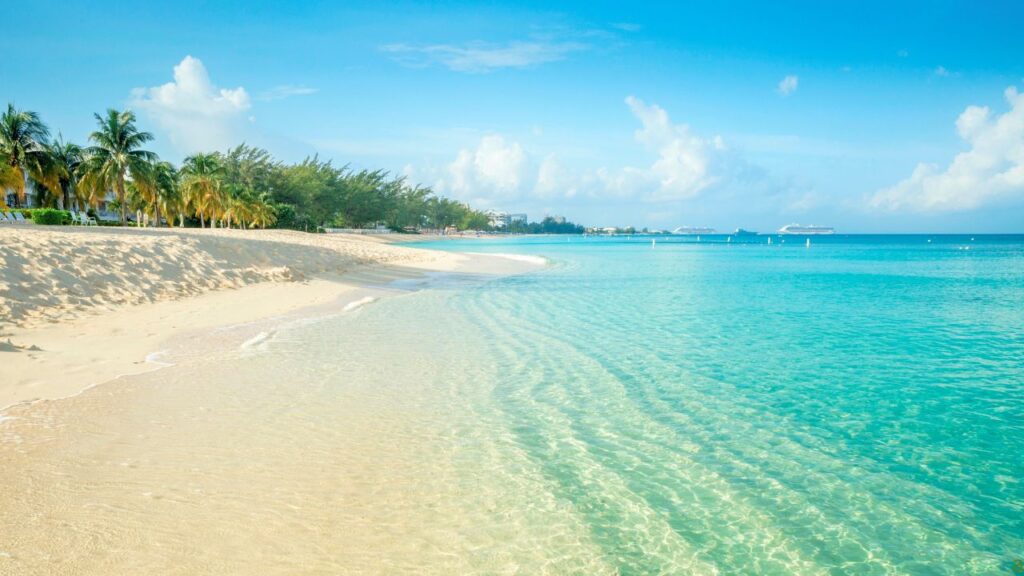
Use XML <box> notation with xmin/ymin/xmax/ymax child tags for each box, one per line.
<box><xmin>697</xmin><ymin>235</ymin><xmax>701</xmax><ymax>242</ymax></box>
<box><xmin>727</xmin><ymin>236</ymin><xmax>732</xmax><ymax>243</ymax></box>
<box><xmin>806</xmin><ymin>238</ymin><xmax>811</xmax><ymax>248</ymax></box>
<box><xmin>768</xmin><ymin>237</ymin><xmax>772</xmax><ymax>245</ymax></box>
<box><xmin>652</xmin><ymin>239</ymin><xmax>656</xmax><ymax>247</ymax></box>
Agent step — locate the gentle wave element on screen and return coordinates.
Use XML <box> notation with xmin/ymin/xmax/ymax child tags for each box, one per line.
<box><xmin>144</xmin><ymin>350</ymin><xmax>175</xmax><ymax>367</ymax></box>
<box><xmin>466</xmin><ymin>252</ymin><xmax>549</xmax><ymax>265</ymax></box>
<box><xmin>343</xmin><ymin>296</ymin><xmax>377</xmax><ymax>312</ymax></box>
<box><xmin>239</xmin><ymin>331</ymin><xmax>272</xmax><ymax>350</ymax></box>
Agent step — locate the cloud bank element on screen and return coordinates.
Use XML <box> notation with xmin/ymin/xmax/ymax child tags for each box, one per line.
<box><xmin>871</xmin><ymin>85</ymin><xmax>1024</xmax><ymax>211</ymax></box>
<box><xmin>425</xmin><ymin>96</ymin><xmax>745</xmax><ymax>209</ymax></box>
<box><xmin>131</xmin><ymin>56</ymin><xmax>251</xmax><ymax>154</ymax></box>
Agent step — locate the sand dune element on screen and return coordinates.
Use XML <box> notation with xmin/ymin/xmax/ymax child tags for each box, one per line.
<box><xmin>0</xmin><ymin>227</ymin><xmax>492</xmax><ymax>410</ymax></box>
<box><xmin>0</xmin><ymin>227</ymin><xmax>444</xmax><ymax>329</ymax></box>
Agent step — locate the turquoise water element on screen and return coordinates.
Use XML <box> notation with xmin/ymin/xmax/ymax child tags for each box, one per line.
<box><xmin>406</xmin><ymin>234</ymin><xmax>1024</xmax><ymax>574</ymax></box>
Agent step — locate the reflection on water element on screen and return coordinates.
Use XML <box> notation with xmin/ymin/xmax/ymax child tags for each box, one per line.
<box><xmin>2</xmin><ymin>236</ymin><xmax>1023</xmax><ymax>574</ymax></box>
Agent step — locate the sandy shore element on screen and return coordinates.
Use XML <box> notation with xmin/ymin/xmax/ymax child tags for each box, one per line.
<box><xmin>0</xmin><ymin>226</ymin><xmax>526</xmax><ymax>411</ymax></box>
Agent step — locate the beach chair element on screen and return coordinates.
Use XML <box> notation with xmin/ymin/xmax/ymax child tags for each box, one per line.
<box><xmin>69</xmin><ymin>210</ymin><xmax>80</xmax><ymax>225</ymax></box>
<box><xmin>12</xmin><ymin>212</ymin><xmax>28</xmax><ymax>223</ymax></box>
<box><xmin>83</xmin><ymin>213</ymin><xmax>97</xmax><ymax>226</ymax></box>
<box><xmin>0</xmin><ymin>212</ymin><xmax>11</xmax><ymax>224</ymax></box>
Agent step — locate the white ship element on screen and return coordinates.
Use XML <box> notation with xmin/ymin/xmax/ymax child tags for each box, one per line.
<box><xmin>777</xmin><ymin>224</ymin><xmax>835</xmax><ymax>235</ymax></box>
<box><xmin>673</xmin><ymin>226</ymin><xmax>716</xmax><ymax>235</ymax></box>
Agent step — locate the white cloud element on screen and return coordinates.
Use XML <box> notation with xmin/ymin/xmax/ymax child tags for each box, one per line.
<box><xmin>425</xmin><ymin>97</ymin><xmax>759</xmax><ymax>208</ymax></box>
<box><xmin>440</xmin><ymin>135</ymin><xmax>529</xmax><ymax>205</ymax></box>
<box><xmin>536</xmin><ymin>155</ymin><xmax>580</xmax><ymax>199</ymax></box>
<box><xmin>934</xmin><ymin>66</ymin><xmax>950</xmax><ymax>77</ymax></box>
<box><xmin>259</xmin><ymin>85</ymin><xmax>319</xmax><ymax>101</ymax></box>
<box><xmin>624</xmin><ymin>96</ymin><xmax>726</xmax><ymax>201</ymax></box>
<box><xmin>381</xmin><ymin>41</ymin><xmax>586</xmax><ymax>73</ymax></box>
<box><xmin>131</xmin><ymin>56</ymin><xmax>251</xmax><ymax>154</ymax></box>
<box><xmin>870</xmin><ymin>85</ymin><xmax>1024</xmax><ymax>211</ymax></box>
<box><xmin>777</xmin><ymin>75</ymin><xmax>799</xmax><ymax>96</ymax></box>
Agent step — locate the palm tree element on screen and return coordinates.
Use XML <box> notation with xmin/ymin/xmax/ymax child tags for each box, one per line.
<box><xmin>0</xmin><ymin>103</ymin><xmax>52</xmax><ymax>207</ymax></box>
<box><xmin>249</xmin><ymin>192</ymin><xmax>277</xmax><ymax>229</ymax></box>
<box><xmin>180</xmin><ymin>153</ymin><xmax>224</xmax><ymax>228</ymax></box>
<box><xmin>47</xmin><ymin>136</ymin><xmax>83</xmax><ymax>210</ymax></box>
<box><xmin>79</xmin><ymin>109</ymin><xmax>156</xmax><ymax>225</ymax></box>
<box><xmin>151</xmin><ymin>160</ymin><xmax>179</xmax><ymax>227</ymax></box>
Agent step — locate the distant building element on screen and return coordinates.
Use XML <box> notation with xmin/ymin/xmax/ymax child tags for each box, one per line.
<box><xmin>486</xmin><ymin>210</ymin><xmax>509</xmax><ymax>228</ymax></box>
<box><xmin>487</xmin><ymin>210</ymin><xmax>528</xmax><ymax>229</ymax></box>
<box><xmin>550</xmin><ymin>215</ymin><xmax>566</xmax><ymax>224</ymax></box>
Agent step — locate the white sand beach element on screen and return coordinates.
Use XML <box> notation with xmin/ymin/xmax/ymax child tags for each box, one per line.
<box><xmin>0</xmin><ymin>227</ymin><xmax>527</xmax><ymax>411</ymax></box>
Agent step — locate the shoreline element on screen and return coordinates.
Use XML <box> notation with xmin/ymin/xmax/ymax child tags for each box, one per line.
<box><xmin>1</xmin><ymin>226</ymin><xmax>539</xmax><ymax>412</ymax></box>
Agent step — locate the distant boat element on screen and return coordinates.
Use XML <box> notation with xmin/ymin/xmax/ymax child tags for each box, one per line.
<box><xmin>778</xmin><ymin>224</ymin><xmax>835</xmax><ymax>235</ymax></box>
<box><xmin>673</xmin><ymin>226</ymin><xmax>716</xmax><ymax>235</ymax></box>
<box><xmin>733</xmin><ymin>228</ymin><xmax>758</xmax><ymax>236</ymax></box>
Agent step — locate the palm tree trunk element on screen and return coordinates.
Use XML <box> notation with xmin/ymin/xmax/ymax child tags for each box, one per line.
<box><xmin>200</xmin><ymin>212</ymin><xmax>205</xmax><ymax>228</ymax></box>
<box><xmin>117</xmin><ymin>174</ymin><xmax>127</xmax><ymax>225</ymax></box>
<box><xmin>154</xmin><ymin>205</ymin><xmax>161</xmax><ymax>229</ymax></box>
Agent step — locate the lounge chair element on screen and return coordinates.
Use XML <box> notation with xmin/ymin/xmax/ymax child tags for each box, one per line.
<box><xmin>0</xmin><ymin>212</ymin><xmax>11</xmax><ymax>224</ymax></box>
<box><xmin>83</xmin><ymin>213</ymin><xmax>97</xmax><ymax>226</ymax></box>
<box><xmin>12</xmin><ymin>212</ymin><xmax>28</xmax><ymax>223</ymax></box>
<box><xmin>68</xmin><ymin>210</ymin><xmax>80</xmax><ymax>225</ymax></box>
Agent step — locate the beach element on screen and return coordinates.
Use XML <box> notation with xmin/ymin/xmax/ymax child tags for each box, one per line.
<box><xmin>0</xmin><ymin>227</ymin><xmax>533</xmax><ymax>410</ymax></box>
<box><xmin>1</xmin><ymin>232</ymin><xmax>1022</xmax><ymax>575</ymax></box>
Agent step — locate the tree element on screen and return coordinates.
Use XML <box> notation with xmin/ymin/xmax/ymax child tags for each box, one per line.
<box><xmin>0</xmin><ymin>103</ymin><xmax>54</xmax><ymax>207</ymax></box>
<box><xmin>180</xmin><ymin>153</ymin><xmax>224</xmax><ymax>228</ymax></box>
<box><xmin>79</xmin><ymin>109</ymin><xmax>157</xmax><ymax>225</ymax></box>
<box><xmin>151</xmin><ymin>160</ymin><xmax>179</xmax><ymax>227</ymax></box>
<box><xmin>46</xmin><ymin>136</ymin><xmax>84</xmax><ymax>210</ymax></box>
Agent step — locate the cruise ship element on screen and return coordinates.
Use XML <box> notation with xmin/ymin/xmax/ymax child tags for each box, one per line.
<box><xmin>777</xmin><ymin>224</ymin><xmax>835</xmax><ymax>235</ymax></box>
<box><xmin>732</xmin><ymin>228</ymin><xmax>758</xmax><ymax>236</ymax></box>
<box><xmin>673</xmin><ymin>226</ymin><xmax>716</xmax><ymax>235</ymax></box>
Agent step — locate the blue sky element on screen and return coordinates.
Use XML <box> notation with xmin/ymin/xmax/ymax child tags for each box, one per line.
<box><xmin>4</xmin><ymin>0</ymin><xmax>1023</xmax><ymax>232</ymax></box>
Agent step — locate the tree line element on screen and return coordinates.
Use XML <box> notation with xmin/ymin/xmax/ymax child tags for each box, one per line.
<box><xmin>0</xmin><ymin>103</ymin><xmax>506</xmax><ymax>231</ymax></box>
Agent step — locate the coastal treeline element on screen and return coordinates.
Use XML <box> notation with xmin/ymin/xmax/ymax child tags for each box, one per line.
<box><xmin>0</xmin><ymin>104</ymin><xmax>497</xmax><ymax>231</ymax></box>
<box><xmin>510</xmin><ymin>217</ymin><xmax>585</xmax><ymax>234</ymax></box>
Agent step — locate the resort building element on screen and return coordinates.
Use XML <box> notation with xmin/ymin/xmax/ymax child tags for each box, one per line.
<box><xmin>486</xmin><ymin>210</ymin><xmax>528</xmax><ymax>229</ymax></box>
<box><xmin>3</xmin><ymin>179</ymin><xmax>119</xmax><ymax>219</ymax></box>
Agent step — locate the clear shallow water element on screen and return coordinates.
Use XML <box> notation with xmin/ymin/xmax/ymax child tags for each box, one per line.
<box><xmin>2</xmin><ymin>234</ymin><xmax>1022</xmax><ymax>575</ymax></box>
<box><xmin>411</xmin><ymin>234</ymin><xmax>1024</xmax><ymax>574</ymax></box>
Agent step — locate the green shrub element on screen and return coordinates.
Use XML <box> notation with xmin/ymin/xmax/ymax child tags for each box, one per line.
<box><xmin>28</xmin><ymin>208</ymin><xmax>71</xmax><ymax>225</ymax></box>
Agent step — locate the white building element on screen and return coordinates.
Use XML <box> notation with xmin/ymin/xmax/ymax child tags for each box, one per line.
<box><xmin>486</xmin><ymin>210</ymin><xmax>528</xmax><ymax>229</ymax></box>
<box><xmin>486</xmin><ymin>210</ymin><xmax>509</xmax><ymax>228</ymax></box>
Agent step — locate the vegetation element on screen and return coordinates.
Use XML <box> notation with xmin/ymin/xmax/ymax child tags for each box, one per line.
<box><xmin>1</xmin><ymin>103</ymin><xmax>583</xmax><ymax>233</ymax></box>
<box><xmin>510</xmin><ymin>216</ymin><xmax>586</xmax><ymax>234</ymax></box>
<box><xmin>78</xmin><ymin>109</ymin><xmax>157</xmax><ymax>225</ymax></box>
<box><xmin>27</xmin><ymin>208</ymin><xmax>71</xmax><ymax>225</ymax></box>
<box><xmin>0</xmin><ymin>104</ymin><xmax>56</xmax><ymax>206</ymax></box>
